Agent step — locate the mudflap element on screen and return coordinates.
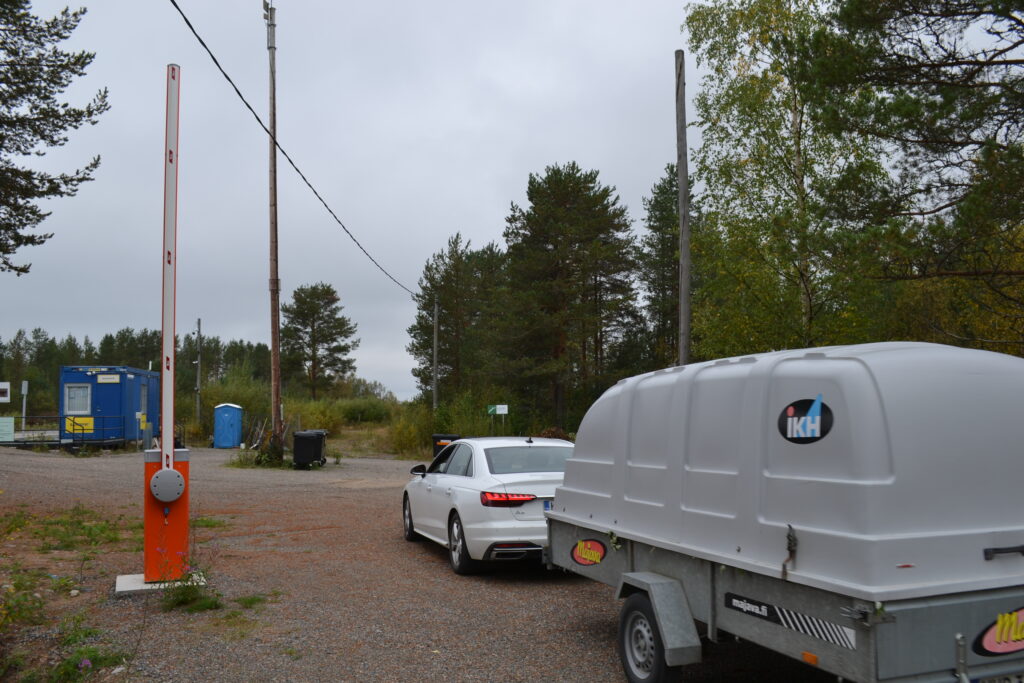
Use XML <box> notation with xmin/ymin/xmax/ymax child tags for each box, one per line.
<box><xmin>617</xmin><ymin>571</ymin><xmax>703</xmax><ymax>666</ymax></box>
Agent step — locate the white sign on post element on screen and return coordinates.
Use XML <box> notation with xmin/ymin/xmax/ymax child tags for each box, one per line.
<box><xmin>0</xmin><ymin>382</ymin><xmax>9</xmax><ymax>403</ymax></box>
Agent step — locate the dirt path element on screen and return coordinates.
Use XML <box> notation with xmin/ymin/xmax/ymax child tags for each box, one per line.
<box><xmin>0</xmin><ymin>447</ymin><xmax>831</xmax><ymax>682</ymax></box>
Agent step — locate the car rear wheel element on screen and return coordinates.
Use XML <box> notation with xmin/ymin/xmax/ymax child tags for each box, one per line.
<box><xmin>619</xmin><ymin>592</ymin><xmax>679</xmax><ymax>683</ymax></box>
<box><xmin>447</xmin><ymin>513</ymin><xmax>480</xmax><ymax>575</ymax></box>
<box><xmin>402</xmin><ymin>496</ymin><xmax>420</xmax><ymax>542</ymax></box>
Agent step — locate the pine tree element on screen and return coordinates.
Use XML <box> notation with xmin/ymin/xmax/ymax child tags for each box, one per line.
<box><xmin>281</xmin><ymin>283</ymin><xmax>359</xmax><ymax>399</ymax></box>
<box><xmin>407</xmin><ymin>234</ymin><xmax>505</xmax><ymax>402</ymax></box>
<box><xmin>0</xmin><ymin>1</ymin><xmax>109</xmax><ymax>274</ymax></box>
<box><xmin>502</xmin><ymin>162</ymin><xmax>635</xmax><ymax>428</ymax></box>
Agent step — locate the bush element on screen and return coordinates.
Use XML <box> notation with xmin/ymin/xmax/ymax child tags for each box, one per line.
<box><xmin>338</xmin><ymin>397</ymin><xmax>391</xmax><ymax>424</ymax></box>
<box><xmin>389</xmin><ymin>402</ymin><xmax>433</xmax><ymax>457</ymax></box>
<box><xmin>285</xmin><ymin>397</ymin><xmax>394</xmax><ymax>433</ymax></box>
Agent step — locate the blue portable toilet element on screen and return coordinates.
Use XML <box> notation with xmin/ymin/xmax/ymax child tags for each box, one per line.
<box><xmin>213</xmin><ymin>403</ymin><xmax>243</xmax><ymax>448</ymax></box>
<box><xmin>59</xmin><ymin>366</ymin><xmax>160</xmax><ymax>446</ymax></box>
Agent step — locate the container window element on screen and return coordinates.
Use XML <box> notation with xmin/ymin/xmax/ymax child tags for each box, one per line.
<box><xmin>65</xmin><ymin>384</ymin><xmax>91</xmax><ymax>415</ymax></box>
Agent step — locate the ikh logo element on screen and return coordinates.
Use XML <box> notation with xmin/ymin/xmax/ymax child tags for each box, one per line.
<box><xmin>572</xmin><ymin>540</ymin><xmax>606</xmax><ymax>566</ymax></box>
<box><xmin>975</xmin><ymin>607</ymin><xmax>1024</xmax><ymax>656</ymax></box>
<box><xmin>778</xmin><ymin>394</ymin><xmax>833</xmax><ymax>444</ymax></box>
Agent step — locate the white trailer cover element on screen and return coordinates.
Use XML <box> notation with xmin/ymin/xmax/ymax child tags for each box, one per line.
<box><xmin>550</xmin><ymin>342</ymin><xmax>1024</xmax><ymax>601</ymax></box>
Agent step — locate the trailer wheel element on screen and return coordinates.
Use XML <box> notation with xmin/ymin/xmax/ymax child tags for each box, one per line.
<box><xmin>619</xmin><ymin>592</ymin><xmax>678</xmax><ymax>683</ymax></box>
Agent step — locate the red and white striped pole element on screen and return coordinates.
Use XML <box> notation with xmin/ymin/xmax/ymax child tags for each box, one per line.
<box><xmin>144</xmin><ymin>64</ymin><xmax>189</xmax><ymax>582</ymax></box>
<box><xmin>161</xmin><ymin>62</ymin><xmax>180</xmax><ymax>468</ymax></box>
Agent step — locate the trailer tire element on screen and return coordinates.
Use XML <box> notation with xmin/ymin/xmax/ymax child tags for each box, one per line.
<box><xmin>619</xmin><ymin>592</ymin><xmax>679</xmax><ymax>683</ymax></box>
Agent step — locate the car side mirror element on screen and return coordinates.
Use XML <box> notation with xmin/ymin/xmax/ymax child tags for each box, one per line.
<box><xmin>410</xmin><ymin>464</ymin><xmax>427</xmax><ymax>477</ymax></box>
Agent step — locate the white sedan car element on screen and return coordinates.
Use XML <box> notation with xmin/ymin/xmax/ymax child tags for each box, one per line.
<box><xmin>402</xmin><ymin>436</ymin><xmax>574</xmax><ymax>574</ymax></box>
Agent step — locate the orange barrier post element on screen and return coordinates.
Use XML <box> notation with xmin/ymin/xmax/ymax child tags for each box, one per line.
<box><xmin>143</xmin><ymin>449</ymin><xmax>190</xmax><ymax>582</ymax></box>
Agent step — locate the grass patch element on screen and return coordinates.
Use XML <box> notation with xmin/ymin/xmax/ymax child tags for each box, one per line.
<box><xmin>0</xmin><ymin>650</ymin><xmax>28</xmax><ymax>679</ymax></box>
<box><xmin>326</xmin><ymin>425</ymin><xmax>391</xmax><ymax>459</ymax></box>
<box><xmin>160</xmin><ymin>574</ymin><xmax>223</xmax><ymax>613</ymax></box>
<box><xmin>1</xmin><ymin>508</ymin><xmax>31</xmax><ymax>537</ymax></box>
<box><xmin>48</xmin><ymin>645</ymin><xmax>126</xmax><ymax>682</ymax></box>
<box><xmin>233</xmin><ymin>594</ymin><xmax>266</xmax><ymax>609</ymax></box>
<box><xmin>58</xmin><ymin>612</ymin><xmax>101</xmax><ymax>647</ymax></box>
<box><xmin>50</xmin><ymin>575</ymin><xmax>77</xmax><ymax>595</ymax></box>
<box><xmin>33</xmin><ymin>504</ymin><xmax>121</xmax><ymax>551</ymax></box>
<box><xmin>1</xmin><ymin>563</ymin><xmax>47</xmax><ymax>632</ymax></box>
<box><xmin>207</xmin><ymin>609</ymin><xmax>258</xmax><ymax>641</ymax></box>
<box><xmin>191</xmin><ymin>517</ymin><xmax>227</xmax><ymax>529</ymax></box>
<box><xmin>124</xmin><ymin>519</ymin><xmax>144</xmax><ymax>552</ymax></box>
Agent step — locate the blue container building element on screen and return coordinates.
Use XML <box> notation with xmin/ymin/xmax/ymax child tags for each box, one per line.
<box><xmin>213</xmin><ymin>403</ymin><xmax>243</xmax><ymax>448</ymax></box>
<box><xmin>58</xmin><ymin>366</ymin><xmax>160</xmax><ymax>446</ymax></box>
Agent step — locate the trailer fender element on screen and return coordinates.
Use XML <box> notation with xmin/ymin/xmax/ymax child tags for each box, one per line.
<box><xmin>616</xmin><ymin>572</ymin><xmax>702</xmax><ymax>666</ymax></box>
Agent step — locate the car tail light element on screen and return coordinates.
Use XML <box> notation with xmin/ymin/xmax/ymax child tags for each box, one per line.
<box><xmin>480</xmin><ymin>491</ymin><xmax>537</xmax><ymax>507</ymax></box>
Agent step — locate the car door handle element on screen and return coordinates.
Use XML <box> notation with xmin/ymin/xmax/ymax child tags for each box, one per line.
<box><xmin>426</xmin><ymin>485</ymin><xmax>433</xmax><ymax>492</ymax></box>
<box><xmin>445</xmin><ymin>488</ymin><xmax>452</xmax><ymax>496</ymax></box>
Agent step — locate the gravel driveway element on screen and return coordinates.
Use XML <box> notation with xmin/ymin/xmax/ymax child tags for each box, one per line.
<box><xmin>0</xmin><ymin>446</ymin><xmax>832</xmax><ymax>682</ymax></box>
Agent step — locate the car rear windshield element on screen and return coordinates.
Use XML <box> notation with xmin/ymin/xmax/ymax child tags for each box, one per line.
<box><xmin>484</xmin><ymin>446</ymin><xmax>573</xmax><ymax>474</ymax></box>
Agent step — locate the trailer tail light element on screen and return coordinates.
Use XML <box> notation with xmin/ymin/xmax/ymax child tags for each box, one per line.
<box><xmin>480</xmin><ymin>491</ymin><xmax>537</xmax><ymax>507</ymax></box>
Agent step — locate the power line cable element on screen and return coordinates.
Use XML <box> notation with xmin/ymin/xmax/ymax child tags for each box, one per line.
<box><xmin>166</xmin><ymin>0</ymin><xmax>415</xmax><ymax>297</ymax></box>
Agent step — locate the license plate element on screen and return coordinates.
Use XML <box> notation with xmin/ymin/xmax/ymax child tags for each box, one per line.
<box><xmin>978</xmin><ymin>673</ymin><xmax>1024</xmax><ymax>683</ymax></box>
<box><xmin>543</xmin><ymin>500</ymin><xmax>553</xmax><ymax>511</ymax></box>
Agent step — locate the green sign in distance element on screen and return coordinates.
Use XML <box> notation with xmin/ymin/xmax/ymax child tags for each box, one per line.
<box><xmin>487</xmin><ymin>405</ymin><xmax>509</xmax><ymax>416</ymax></box>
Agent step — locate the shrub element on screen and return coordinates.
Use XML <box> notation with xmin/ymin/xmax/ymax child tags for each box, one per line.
<box><xmin>338</xmin><ymin>397</ymin><xmax>390</xmax><ymax>424</ymax></box>
<box><xmin>388</xmin><ymin>402</ymin><xmax>433</xmax><ymax>457</ymax></box>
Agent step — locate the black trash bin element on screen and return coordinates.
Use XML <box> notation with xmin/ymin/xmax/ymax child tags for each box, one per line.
<box><xmin>293</xmin><ymin>430</ymin><xmax>327</xmax><ymax>468</ymax></box>
<box><xmin>431</xmin><ymin>433</ymin><xmax>460</xmax><ymax>458</ymax></box>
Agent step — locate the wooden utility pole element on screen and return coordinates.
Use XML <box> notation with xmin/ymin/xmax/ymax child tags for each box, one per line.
<box><xmin>194</xmin><ymin>318</ymin><xmax>202</xmax><ymax>426</ymax></box>
<box><xmin>675</xmin><ymin>49</ymin><xmax>691</xmax><ymax>366</ymax></box>
<box><xmin>432</xmin><ymin>297</ymin><xmax>439</xmax><ymax>412</ymax></box>
<box><xmin>264</xmin><ymin>0</ymin><xmax>283</xmax><ymax>454</ymax></box>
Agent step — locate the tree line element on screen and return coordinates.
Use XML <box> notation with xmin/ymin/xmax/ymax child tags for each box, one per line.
<box><xmin>0</xmin><ymin>282</ymin><xmax>371</xmax><ymax>415</ymax></box>
<box><xmin>408</xmin><ymin>0</ymin><xmax>1024</xmax><ymax>433</ymax></box>
<box><xmin>2</xmin><ymin>1</ymin><xmax>1020</xmax><ymax>439</ymax></box>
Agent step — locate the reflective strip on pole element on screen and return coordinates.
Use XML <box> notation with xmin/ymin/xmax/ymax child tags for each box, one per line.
<box><xmin>161</xmin><ymin>64</ymin><xmax>180</xmax><ymax>471</ymax></box>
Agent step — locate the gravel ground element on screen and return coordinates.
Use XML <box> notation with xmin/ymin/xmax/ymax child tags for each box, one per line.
<box><xmin>0</xmin><ymin>446</ymin><xmax>835</xmax><ymax>682</ymax></box>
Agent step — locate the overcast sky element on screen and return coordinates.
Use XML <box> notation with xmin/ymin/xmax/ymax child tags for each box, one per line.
<box><xmin>4</xmin><ymin>1</ymin><xmax>699</xmax><ymax>401</ymax></box>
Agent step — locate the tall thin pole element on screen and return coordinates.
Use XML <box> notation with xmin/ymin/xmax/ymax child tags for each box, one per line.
<box><xmin>161</xmin><ymin>63</ymin><xmax>181</xmax><ymax>467</ymax></box>
<box><xmin>264</xmin><ymin>0</ymin><xmax>283</xmax><ymax>454</ymax></box>
<box><xmin>194</xmin><ymin>318</ymin><xmax>201</xmax><ymax>426</ymax></box>
<box><xmin>675</xmin><ymin>49</ymin><xmax>691</xmax><ymax>366</ymax></box>
<box><xmin>432</xmin><ymin>297</ymin><xmax>439</xmax><ymax>412</ymax></box>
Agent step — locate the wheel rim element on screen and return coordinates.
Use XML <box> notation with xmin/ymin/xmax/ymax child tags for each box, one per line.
<box><xmin>449</xmin><ymin>518</ymin><xmax>463</xmax><ymax>566</ymax></box>
<box><xmin>623</xmin><ymin>611</ymin><xmax>655</xmax><ymax>678</ymax></box>
<box><xmin>403</xmin><ymin>500</ymin><xmax>412</xmax><ymax>533</ymax></box>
